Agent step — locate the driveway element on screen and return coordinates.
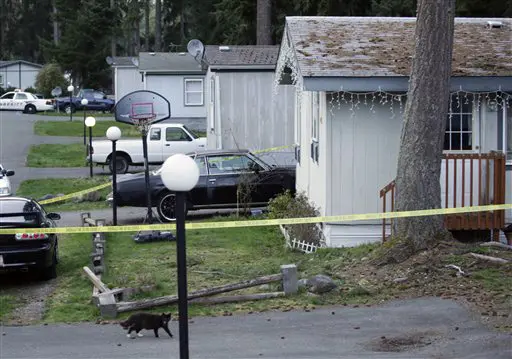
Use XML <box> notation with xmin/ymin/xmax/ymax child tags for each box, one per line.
<box><xmin>0</xmin><ymin>297</ymin><xmax>510</xmax><ymax>359</ymax></box>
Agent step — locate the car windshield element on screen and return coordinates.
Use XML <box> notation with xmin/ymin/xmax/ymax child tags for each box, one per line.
<box><xmin>0</xmin><ymin>200</ymin><xmax>40</xmax><ymax>225</ymax></box>
<box><xmin>183</xmin><ymin>125</ymin><xmax>201</xmax><ymax>139</ymax></box>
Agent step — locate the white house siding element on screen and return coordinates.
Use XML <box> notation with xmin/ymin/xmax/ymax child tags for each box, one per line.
<box><xmin>295</xmin><ymin>91</ymin><xmax>328</xmax><ymax>216</ymax></box>
<box><xmin>145</xmin><ymin>74</ymin><xmax>206</xmax><ymax>119</ymax></box>
<box><xmin>114</xmin><ymin>67</ymin><xmax>142</xmax><ymax>102</ymax></box>
<box><xmin>0</xmin><ymin>63</ymin><xmax>40</xmax><ymax>90</ymax></box>
<box><xmin>205</xmin><ymin>71</ymin><xmax>295</xmax><ymax>159</ymax></box>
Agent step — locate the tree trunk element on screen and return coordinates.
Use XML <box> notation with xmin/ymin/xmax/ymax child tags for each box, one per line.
<box><xmin>52</xmin><ymin>0</ymin><xmax>59</xmax><ymax>45</ymax></box>
<box><xmin>154</xmin><ymin>0</ymin><xmax>161</xmax><ymax>51</ymax></box>
<box><xmin>386</xmin><ymin>0</ymin><xmax>456</xmax><ymax>263</ymax></box>
<box><xmin>144</xmin><ymin>0</ymin><xmax>150</xmax><ymax>51</ymax></box>
<box><xmin>256</xmin><ymin>0</ymin><xmax>272</xmax><ymax>45</ymax></box>
<box><xmin>111</xmin><ymin>0</ymin><xmax>116</xmax><ymax>56</ymax></box>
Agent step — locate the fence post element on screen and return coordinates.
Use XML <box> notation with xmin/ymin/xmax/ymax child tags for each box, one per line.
<box><xmin>280</xmin><ymin>264</ymin><xmax>298</xmax><ymax>295</ymax></box>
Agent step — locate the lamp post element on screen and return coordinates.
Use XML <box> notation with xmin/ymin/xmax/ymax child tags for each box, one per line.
<box><xmin>81</xmin><ymin>98</ymin><xmax>89</xmax><ymax>145</ymax></box>
<box><xmin>160</xmin><ymin>154</ymin><xmax>200</xmax><ymax>359</ymax></box>
<box><xmin>106</xmin><ymin>126</ymin><xmax>122</xmax><ymax>225</ymax></box>
<box><xmin>67</xmin><ymin>85</ymin><xmax>74</xmax><ymax>122</ymax></box>
<box><xmin>85</xmin><ymin>116</ymin><xmax>96</xmax><ymax>178</ymax></box>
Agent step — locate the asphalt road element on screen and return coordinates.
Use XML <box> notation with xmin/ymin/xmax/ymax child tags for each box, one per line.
<box><xmin>0</xmin><ymin>297</ymin><xmax>510</xmax><ymax>359</ymax></box>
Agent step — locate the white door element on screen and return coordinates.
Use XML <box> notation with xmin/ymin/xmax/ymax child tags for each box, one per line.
<box><xmin>162</xmin><ymin>127</ymin><xmax>196</xmax><ymax>159</ymax></box>
<box><xmin>0</xmin><ymin>92</ymin><xmax>15</xmax><ymax>110</ymax></box>
<box><xmin>13</xmin><ymin>92</ymin><xmax>29</xmax><ymax>110</ymax></box>
<box><xmin>147</xmin><ymin>126</ymin><xmax>164</xmax><ymax>163</ymax></box>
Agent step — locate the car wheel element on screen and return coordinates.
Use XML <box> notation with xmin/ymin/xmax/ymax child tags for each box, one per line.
<box><xmin>41</xmin><ymin>249</ymin><xmax>57</xmax><ymax>281</ymax></box>
<box><xmin>157</xmin><ymin>193</ymin><xmax>189</xmax><ymax>222</ymax></box>
<box><xmin>64</xmin><ymin>104</ymin><xmax>75</xmax><ymax>114</ymax></box>
<box><xmin>24</xmin><ymin>104</ymin><xmax>37</xmax><ymax>114</ymax></box>
<box><xmin>108</xmin><ymin>154</ymin><xmax>129</xmax><ymax>174</ymax></box>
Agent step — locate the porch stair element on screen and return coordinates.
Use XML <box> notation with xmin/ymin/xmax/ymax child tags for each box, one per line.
<box><xmin>379</xmin><ymin>152</ymin><xmax>509</xmax><ymax>244</ymax></box>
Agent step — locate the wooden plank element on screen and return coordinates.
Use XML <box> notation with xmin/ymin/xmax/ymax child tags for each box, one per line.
<box><xmin>83</xmin><ymin>266</ymin><xmax>110</xmax><ymax>293</ymax></box>
<box><xmin>117</xmin><ymin>273</ymin><xmax>283</xmax><ymax>313</ymax></box>
<box><xmin>189</xmin><ymin>292</ymin><xmax>285</xmax><ymax>305</ymax></box>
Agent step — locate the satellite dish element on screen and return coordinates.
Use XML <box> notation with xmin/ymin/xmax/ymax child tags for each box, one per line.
<box><xmin>51</xmin><ymin>86</ymin><xmax>62</xmax><ymax>97</ymax></box>
<box><xmin>131</xmin><ymin>57</ymin><xmax>139</xmax><ymax>67</ymax></box>
<box><xmin>105</xmin><ymin>56</ymin><xmax>114</xmax><ymax>65</ymax></box>
<box><xmin>187</xmin><ymin>39</ymin><xmax>204</xmax><ymax>59</ymax></box>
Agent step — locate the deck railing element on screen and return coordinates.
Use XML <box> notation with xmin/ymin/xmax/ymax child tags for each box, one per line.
<box><xmin>379</xmin><ymin>152</ymin><xmax>507</xmax><ymax>242</ymax></box>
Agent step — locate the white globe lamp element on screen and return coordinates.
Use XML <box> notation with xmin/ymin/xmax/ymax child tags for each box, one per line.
<box><xmin>160</xmin><ymin>154</ymin><xmax>200</xmax><ymax>192</ymax></box>
<box><xmin>106</xmin><ymin>126</ymin><xmax>122</xmax><ymax>141</ymax></box>
<box><xmin>67</xmin><ymin>85</ymin><xmax>74</xmax><ymax>93</ymax></box>
<box><xmin>81</xmin><ymin>98</ymin><xmax>88</xmax><ymax>106</ymax></box>
<box><xmin>85</xmin><ymin>116</ymin><xmax>96</xmax><ymax>127</ymax></box>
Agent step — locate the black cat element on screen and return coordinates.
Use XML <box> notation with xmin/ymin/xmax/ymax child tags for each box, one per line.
<box><xmin>120</xmin><ymin>312</ymin><xmax>173</xmax><ymax>339</ymax></box>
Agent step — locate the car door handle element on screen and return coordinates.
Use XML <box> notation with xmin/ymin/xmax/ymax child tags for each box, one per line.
<box><xmin>165</xmin><ymin>144</ymin><xmax>170</xmax><ymax>146</ymax></box>
<box><xmin>208</xmin><ymin>178</ymin><xmax>216</xmax><ymax>183</ymax></box>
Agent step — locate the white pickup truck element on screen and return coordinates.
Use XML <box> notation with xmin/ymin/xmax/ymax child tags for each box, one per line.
<box><xmin>89</xmin><ymin>123</ymin><xmax>207</xmax><ymax>173</ymax></box>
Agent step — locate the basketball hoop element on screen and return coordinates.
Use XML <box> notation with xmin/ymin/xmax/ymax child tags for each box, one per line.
<box><xmin>131</xmin><ymin>115</ymin><xmax>156</xmax><ymax>133</ymax></box>
<box><xmin>130</xmin><ymin>102</ymin><xmax>156</xmax><ymax>133</ymax></box>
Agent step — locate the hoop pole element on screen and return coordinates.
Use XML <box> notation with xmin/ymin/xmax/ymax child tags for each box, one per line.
<box><xmin>141</xmin><ymin>124</ymin><xmax>153</xmax><ymax>223</ymax></box>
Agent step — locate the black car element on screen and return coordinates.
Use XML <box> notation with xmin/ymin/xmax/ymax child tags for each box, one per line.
<box><xmin>109</xmin><ymin>149</ymin><xmax>296</xmax><ymax>222</ymax></box>
<box><xmin>0</xmin><ymin>197</ymin><xmax>61</xmax><ymax>280</ymax></box>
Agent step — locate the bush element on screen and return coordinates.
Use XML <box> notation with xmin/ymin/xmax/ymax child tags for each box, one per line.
<box><xmin>24</xmin><ymin>87</ymin><xmax>37</xmax><ymax>93</ymax></box>
<box><xmin>268</xmin><ymin>190</ymin><xmax>323</xmax><ymax>246</ymax></box>
<box><xmin>35</xmin><ymin>63</ymin><xmax>69</xmax><ymax>98</ymax></box>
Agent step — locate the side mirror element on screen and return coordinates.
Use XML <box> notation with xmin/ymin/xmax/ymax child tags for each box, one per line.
<box><xmin>6</xmin><ymin>170</ymin><xmax>14</xmax><ymax>176</ymax></box>
<box><xmin>47</xmin><ymin>212</ymin><xmax>61</xmax><ymax>220</ymax></box>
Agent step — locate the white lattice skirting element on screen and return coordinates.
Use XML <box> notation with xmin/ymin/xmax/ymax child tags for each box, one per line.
<box><xmin>279</xmin><ymin>225</ymin><xmax>325</xmax><ymax>254</ymax></box>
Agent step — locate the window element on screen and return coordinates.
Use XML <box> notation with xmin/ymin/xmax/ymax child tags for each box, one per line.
<box><xmin>444</xmin><ymin>95</ymin><xmax>473</xmax><ymax>151</ymax></box>
<box><xmin>0</xmin><ymin>92</ymin><xmax>14</xmax><ymax>99</ymax></box>
<box><xmin>194</xmin><ymin>156</ymin><xmax>208</xmax><ymax>175</ymax></box>
<box><xmin>294</xmin><ymin>91</ymin><xmax>301</xmax><ymax>164</ymax></box>
<box><xmin>311</xmin><ymin>92</ymin><xmax>320</xmax><ymax>162</ymax></box>
<box><xmin>0</xmin><ymin>74</ymin><xmax>3</xmax><ymax>86</ymax></box>
<box><xmin>166</xmin><ymin>127</ymin><xmax>191</xmax><ymax>142</ymax></box>
<box><xmin>207</xmin><ymin>155</ymin><xmax>262</xmax><ymax>175</ymax></box>
<box><xmin>184</xmin><ymin>78</ymin><xmax>204</xmax><ymax>106</ymax></box>
<box><xmin>14</xmin><ymin>93</ymin><xmax>28</xmax><ymax>100</ymax></box>
<box><xmin>149</xmin><ymin>128</ymin><xmax>161</xmax><ymax>141</ymax></box>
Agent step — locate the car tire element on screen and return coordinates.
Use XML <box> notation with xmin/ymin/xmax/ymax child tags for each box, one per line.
<box><xmin>24</xmin><ymin>104</ymin><xmax>37</xmax><ymax>114</ymax></box>
<box><xmin>41</xmin><ymin>248</ymin><xmax>57</xmax><ymax>281</ymax></box>
<box><xmin>157</xmin><ymin>192</ymin><xmax>189</xmax><ymax>222</ymax></box>
<box><xmin>108</xmin><ymin>154</ymin><xmax>129</xmax><ymax>174</ymax></box>
<box><xmin>64</xmin><ymin>104</ymin><xmax>75</xmax><ymax>114</ymax></box>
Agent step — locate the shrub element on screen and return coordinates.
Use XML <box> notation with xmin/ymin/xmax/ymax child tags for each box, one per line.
<box><xmin>24</xmin><ymin>86</ymin><xmax>37</xmax><ymax>93</ymax></box>
<box><xmin>268</xmin><ymin>190</ymin><xmax>323</xmax><ymax>246</ymax></box>
<box><xmin>35</xmin><ymin>63</ymin><xmax>69</xmax><ymax>98</ymax></box>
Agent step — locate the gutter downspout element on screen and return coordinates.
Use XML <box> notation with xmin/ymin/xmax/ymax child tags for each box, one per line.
<box><xmin>214</xmin><ymin>73</ymin><xmax>222</xmax><ymax>149</ymax></box>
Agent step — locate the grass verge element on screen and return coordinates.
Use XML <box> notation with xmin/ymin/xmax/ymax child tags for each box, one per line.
<box><xmin>41</xmin><ymin>218</ymin><xmax>380</xmax><ymax>323</ymax></box>
<box><xmin>27</xmin><ymin>144</ymin><xmax>86</xmax><ymax>167</ymax></box>
<box><xmin>0</xmin><ymin>295</ymin><xmax>16</xmax><ymax>322</ymax></box>
<box><xmin>16</xmin><ymin>177</ymin><xmax>110</xmax><ymax>212</ymax></box>
<box><xmin>43</xmin><ymin>234</ymin><xmax>100</xmax><ymax>322</ymax></box>
<box><xmin>35</xmin><ymin>120</ymin><xmax>140</xmax><ymax>137</ymax></box>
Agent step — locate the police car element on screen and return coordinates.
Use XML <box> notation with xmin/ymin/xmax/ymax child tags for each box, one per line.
<box><xmin>0</xmin><ymin>164</ymin><xmax>14</xmax><ymax>197</ymax></box>
<box><xmin>0</xmin><ymin>89</ymin><xmax>54</xmax><ymax>114</ymax></box>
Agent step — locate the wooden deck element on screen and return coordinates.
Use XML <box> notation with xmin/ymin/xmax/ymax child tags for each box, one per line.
<box><xmin>380</xmin><ymin>152</ymin><xmax>507</xmax><ymax>243</ymax></box>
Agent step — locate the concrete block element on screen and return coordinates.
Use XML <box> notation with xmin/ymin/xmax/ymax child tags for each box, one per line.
<box><xmin>98</xmin><ymin>292</ymin><xmax>118</xmax><ymax>318</ymax></box>
<box><xmin>280</xmin><ymin>264</ymin><xmax>298</xmax><ymax>295</ymax></box>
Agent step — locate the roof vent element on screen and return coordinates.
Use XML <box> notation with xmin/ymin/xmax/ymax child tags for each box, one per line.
<box><xmin>487</xmin><ymin>21</ymin><xmax>503</xmax><ymax>28</ymax></box>
<box><xmin>219</xmin><ymin>46</ymin><xmax>230</xmax><ymax>52</ymax></box>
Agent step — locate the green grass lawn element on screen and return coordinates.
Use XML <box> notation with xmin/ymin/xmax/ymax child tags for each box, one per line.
<box><xmin>0</xmin><ymin>294</ymin><xmax>16</xmax><ymax>322</ymax></box>
<box><xmin>27</xmin><ymin>144</ymin><xmax>86</xmax><ymax>167</ymax></box>
<box><xmin>42</xmin><ymin>218</ymin><xmax>380</xmax><ymax>323</ymax></box>
<box><xmin>16</xmin><ymin>177</ymin><xmax>111</xmax><ymax>212</ymax></box>
<box><xmin>34</xmin><ymin>120</ymin><xmax>140</xmax><ymax>138</ymax></box>
<box><xmin>40</xmin><ymin>111</ymin><xmax>113</xmax><ymax>118</ymax></box>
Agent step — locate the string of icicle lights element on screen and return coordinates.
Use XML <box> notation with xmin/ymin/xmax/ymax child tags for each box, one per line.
<box><xmin>327</xmin><ymin>87</ymin><xmax>512</xmax><ymax>119</ymax></box>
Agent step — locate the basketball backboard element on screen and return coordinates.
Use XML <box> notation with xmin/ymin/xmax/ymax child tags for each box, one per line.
<box><xmin>114</xmin><ymin>90</ymin><xmax>171</xmax><ymax>126</ymax></box>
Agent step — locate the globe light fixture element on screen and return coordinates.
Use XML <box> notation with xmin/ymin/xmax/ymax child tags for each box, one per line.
<box><xmin>106</xmin><ymin>126</ymin><xmax>122</xmax><ymax>225</ymax></box>
<box><xmin>160</xmin><ymin>153</ymin><xmax>200</xmax><ymax>359</ymax></box>
<box><xmin>81</xmin><ymin>98</ymin><xmax>89</xmax><ymax>145</ymax></box>
<box><xmin>85</xmin><ymin>116</ymin><xmax>96</xmax><ymax>177</ymax></box>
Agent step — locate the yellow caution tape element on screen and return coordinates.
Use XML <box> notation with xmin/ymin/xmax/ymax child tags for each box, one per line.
<box><xmin>0</xmin><ymin>203</ymin><xmax>510</xmax><ymax>235</ymax></box>
<box><xmin>39</xmin><ymin>182</ymin><xmax>111</xmax><ymax>205</ymax></box>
